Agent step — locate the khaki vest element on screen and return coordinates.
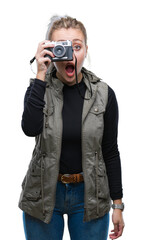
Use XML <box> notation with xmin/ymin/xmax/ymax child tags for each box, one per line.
<box><xmin>19</xmin><ymin>67</ymin><xmax>111</xmax><ymax>223</ymax></box>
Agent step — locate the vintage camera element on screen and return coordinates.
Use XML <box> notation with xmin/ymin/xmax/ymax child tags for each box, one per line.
<box><xmin>45</xmin><ymin>40</ymin><xmax>73</xmax><ymax>62</ymax></box>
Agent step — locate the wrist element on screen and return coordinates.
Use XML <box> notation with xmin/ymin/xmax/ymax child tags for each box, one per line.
<box><xmin>36</xmin><ymin>72</ymin><xmax>46</xmax><ymax>81</ymax></box>
<box><xmin>112</xmin><ymin>199</ymin><xmax>124</xmax><ymax>211</ymax></box>
<box><xmin>113</xmin><ymin>199</ymin><xmax>122</xmax><ymax>204</ymax></box>
<box><xmin>113</xmin><ymin>208</ymin><xmax>123</xmax><ymax>213</ymax></box>
<box><xmin>112</xmin><ymin>202</ymin><xmax>124</xmax><ymax>212</ymax></box>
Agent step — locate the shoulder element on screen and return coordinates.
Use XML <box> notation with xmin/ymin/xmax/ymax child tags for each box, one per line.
<box><xmin>108</xmin><ymin>85</ymin><xmax>116</xmax><ymax>98</ymax></box>
<box><xmin>104</xmin><ymin>85</ymin><xmax>119</xmax><ymax>116</ymax></box>
<box><xmin>107</xmin><ymin>86</ymin><xmax>118</xmax><ymax>106</ymax></box>
<box><xmin>97</xmin><ymin>82</ymin><xmax>118</xmax><ymax>107</ymax></box>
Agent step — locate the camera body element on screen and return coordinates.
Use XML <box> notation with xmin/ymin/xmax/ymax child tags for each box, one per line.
<box><xmin>45</xmin><ymin>40</ymin><xmax>73</xmax><ymax>62</ymax></box>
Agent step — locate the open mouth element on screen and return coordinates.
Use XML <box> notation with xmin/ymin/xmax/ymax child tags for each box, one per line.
<box><xmin>65</xmin><ymin>63</ymin><xmax>75</xmax><ymax>76</ymax></box>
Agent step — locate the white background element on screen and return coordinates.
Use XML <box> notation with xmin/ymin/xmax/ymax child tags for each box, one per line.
<box><xmin>0</xmin><ymin>0</ymin><xmax>143</xmax><ymax>239</ymax></box>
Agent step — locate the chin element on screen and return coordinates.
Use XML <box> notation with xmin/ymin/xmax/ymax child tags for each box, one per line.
<box><xmin>65</xmin><ymin>79</ymin><xmax>76</xmax><ymax>85</ymax></box>
<box><xmin>64</xmin><ymin>75</ymin><xmax>76</xmax><ymax>83</ymax></box>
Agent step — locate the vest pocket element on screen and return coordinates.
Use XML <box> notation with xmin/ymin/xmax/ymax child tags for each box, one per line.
<box><xmin>24</xmin><ymin>190</ymin><xmax>41</xmax><ymax>201</ymax></box>
<box><xmin>98</xmin><ymin>168</ymin><xmax>110</xmax><ymax>200</ymax></box>
<box><xmin>22</xmin><ymin>161</ymin><xmax>44</xmax><ymax>202</ymax></box>
<box><xmin>95</xmin><ymin>152</ymin><xmax>110</xmax><ymax>201</ymax></box>
<box><xmin>89</xmin><ymin>105</ymin><xmax>105</xmax><ymax>115</ymax></box>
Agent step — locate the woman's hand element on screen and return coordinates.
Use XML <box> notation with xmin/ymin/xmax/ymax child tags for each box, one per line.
<box><xmin>109</xmin><ymin>209</ymin><xmax>125</xmax><ymax>239</ymax></box>
<box><xmin>35</xmin><ymin>40</ymin><xmax>55</xmax><ymax>81</ymax></box>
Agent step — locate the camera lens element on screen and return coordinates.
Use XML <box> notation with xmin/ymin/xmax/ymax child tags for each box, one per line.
<box><xmin>53</xmin><ymin>45</ymin><xmax>66</xmax><ymax>58</ymax></box>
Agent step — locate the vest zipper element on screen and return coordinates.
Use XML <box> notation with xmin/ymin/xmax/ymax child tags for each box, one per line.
<box><xmin>95</xmin><ymin>151</ymin><xmax>99</xmax><ymax>216</ymax></box>
<box><xmin>41</xmin><ymin>154</ymin><xmax>45</xmax><ymax>216</ymax></box>
<box><xmin>45</xmin><ymin>112</ymin><xmax>49</xmax><ymax>128</ymax></box>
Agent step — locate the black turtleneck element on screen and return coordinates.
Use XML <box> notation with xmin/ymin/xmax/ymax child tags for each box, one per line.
<box><xmin>60</xmin><ymin>79</ymin><xmax>86</xmax><ymax>174</ymax></box>
<box><xmin>21</xmin><ymin>78</ymin><xmax>123</xmax><ymax>200</ymax></box>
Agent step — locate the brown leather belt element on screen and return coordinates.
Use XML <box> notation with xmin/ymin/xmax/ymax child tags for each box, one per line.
<box><xmin>58</xmin><ymin>173</ymin><xmax>84</xmax><ymax>184</ymax></box>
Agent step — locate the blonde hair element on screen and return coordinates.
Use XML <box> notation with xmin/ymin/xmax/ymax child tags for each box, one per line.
<box><xmin>46</xmin><ymin>15</ymin><xmax>87</xmax><ymax>44</ymax></box>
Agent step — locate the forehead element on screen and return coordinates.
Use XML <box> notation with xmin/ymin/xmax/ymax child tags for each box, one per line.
<box><xmin>51</xmin><ymin>28</ymin><xmax>85</xmax><ymax>43</ymax></box>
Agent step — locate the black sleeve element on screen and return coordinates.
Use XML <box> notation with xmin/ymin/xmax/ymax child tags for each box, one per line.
<box><xmin>102</xmin><ymin>86</ymin><xmax>123</xmax><ymax>200</ymax></box>
<box><xmin>21</xmin><ymin>79</ymin><xmax>46</xmax><ymax>136</ymax></box>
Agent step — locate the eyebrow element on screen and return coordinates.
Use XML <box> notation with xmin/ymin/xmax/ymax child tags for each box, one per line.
<box><xmin>72</xmin><ymin>39</ymin><xmax>83</xmax><ymax>43</ymax></box>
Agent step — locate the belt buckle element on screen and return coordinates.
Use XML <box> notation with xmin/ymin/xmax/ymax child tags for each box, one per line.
<box><xmin>61</xmin><ymin>174</ymin><xmax>71</xmax><ymax>184</ymax></box>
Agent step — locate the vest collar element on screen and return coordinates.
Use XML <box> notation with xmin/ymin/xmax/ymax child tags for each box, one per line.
<box><xmin>45</xmin><ymin>67</ymin><xmax>101</xmax><ymax>92</ymax></box>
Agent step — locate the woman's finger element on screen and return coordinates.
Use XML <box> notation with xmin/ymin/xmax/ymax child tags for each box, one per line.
<box><xmin>39</xmin><ymin>49</ymin><xmax>55</xmax><ymax>59</ymax></box>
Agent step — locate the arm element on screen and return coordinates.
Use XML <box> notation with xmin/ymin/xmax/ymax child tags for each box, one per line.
<box><xmin>102</xmin><ymin>86</ymin><xmax>124</xmax><ymax>239</ymax></box>
<box><xmin>21</xmin><ymin>79</ymin><xmax>46</xmax><ymax>136</ymax></box>
<box><xmin>21</xmin><ymin>40</ymin><xmax>55</xmax><ymax>136</ymax></box>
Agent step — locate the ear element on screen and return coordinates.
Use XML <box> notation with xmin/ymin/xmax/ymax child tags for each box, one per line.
<box><xmin>85</xmin><ymin>45</ymin><xmax>88</xmax><ymax>58</ymax></box>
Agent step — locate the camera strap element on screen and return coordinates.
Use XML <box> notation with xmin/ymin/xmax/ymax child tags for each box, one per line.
<box><xmin>74</xmin><ymin>55</ymin><xmax>93</xmax><ymax>100</ymax></box>
<box><xmin>30</xmin><ymin>56</ymin><xmax>36</xmax><ymax>65</ymax></box>
<box><xmin>30</xmin><ymin>56</ymin><xmax>36</xmax><ymax>75</ymax></box>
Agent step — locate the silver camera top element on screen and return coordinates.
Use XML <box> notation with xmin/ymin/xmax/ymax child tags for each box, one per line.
<box><xmin>45</xmin><ymin>40</ymin><xmax>72</xmax><ymax>46</ymax></box>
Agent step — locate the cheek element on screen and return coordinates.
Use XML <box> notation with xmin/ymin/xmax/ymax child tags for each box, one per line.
<box><xmin>54</xmin><ymin>63</ymin><xmax>62</xmax><ymax>72</ymax></box>
<box><xmin>75</xmin><ymin>48</ymin><xmax>86</xmax><ymax>63</ymax></box>
<box><xmin>76</xmin><ymin>54</ymin><xmax>85</xmax><ymax>69</ymax></box>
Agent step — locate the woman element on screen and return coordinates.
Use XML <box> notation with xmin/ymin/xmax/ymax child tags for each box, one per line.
<box><xmin>19</xmin><ymin>15</ymin><xmax>124</xmax><ymax>240</ymax></box>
